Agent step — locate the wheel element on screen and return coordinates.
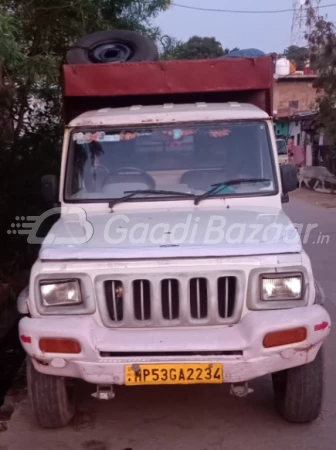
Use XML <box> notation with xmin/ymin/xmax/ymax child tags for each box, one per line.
<box><xmin>66</xmin><ymin>30</ymin><xmax>159</xmax><ymax>64</ymax></box>
<box><xmin>314</xmin><ymin>279</ymin><xmax>326</xmax><ymax>305</ymax></box>
<box><xmin>27</xmin><ymin>358</ymin><xmax>76</xmax><ymax>428</ymax></box>
<box><xmin>272</xmin><ymin>349</ymin><xmax>324</xmax><ymax>423</ymax></box>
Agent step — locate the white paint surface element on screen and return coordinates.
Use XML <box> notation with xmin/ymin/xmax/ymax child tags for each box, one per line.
<box><xmin>69</xmin><ymin>103</ymin><xmax>269</xmax><ymax>127</ymax></box>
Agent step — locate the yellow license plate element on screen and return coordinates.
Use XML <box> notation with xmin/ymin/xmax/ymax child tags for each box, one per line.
<box><xmin>125</xmin><ymin>363</ymin><xmax>223</xmax><ymax>386</ymax></box>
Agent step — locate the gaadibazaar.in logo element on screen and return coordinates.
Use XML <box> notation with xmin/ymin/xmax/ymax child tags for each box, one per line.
<box><xmin>103</xmin><ymin>214</ymin><xmax>306</xmax><ymax>246</ymax></box>
<box><xmin>7</xmin><ymin>207</ymin><xmax>94</xmax><ymax>245</ymax></box>
<box><xmin>7</xmin><ymin>210</ymin><xmax>329</xmax><ymax>247</ymax></box>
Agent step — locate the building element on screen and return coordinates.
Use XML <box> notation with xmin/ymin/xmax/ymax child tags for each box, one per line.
<box><xmin>273</xmin><ymin>73</ymin><xmax>323</xmax><ymax>167</ymax></box>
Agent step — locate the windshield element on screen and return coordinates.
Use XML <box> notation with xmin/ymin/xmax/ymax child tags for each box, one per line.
<box><xmin>276</xmin><ymin>139</ymin><xmax>288</xmax><ymax>156</ymax></box>
<box><xmin>65</xmin><ymin>122</ymin><xmax>277</xmax><ymax>202</ymax></box>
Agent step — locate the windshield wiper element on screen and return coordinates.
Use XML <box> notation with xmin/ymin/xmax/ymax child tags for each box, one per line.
<box><xmin>109</xmin><ymin>189</ymin><xmax>196</xmax><ymax>209</ymax></box>
<box><xmin>194</xmin><ymin>178</ymin><xmax>271</xmax><ymax>206</ymax></box>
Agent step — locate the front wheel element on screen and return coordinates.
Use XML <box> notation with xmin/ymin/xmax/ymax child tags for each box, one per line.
<box><xmin>27</xmin><ymin>358</ymin><xmax>76</xmax><ymax>428</ymax></box>
<box><xmin>272</xmin><ymin>349</ymin><xmax>324</xmax><ymax>423</ymax></box>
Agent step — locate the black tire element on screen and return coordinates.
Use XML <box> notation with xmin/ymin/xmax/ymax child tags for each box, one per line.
<box><xmin>66</xmin><ymin>30</ymin><xmax>159</xmax><ymax>64</ymax></box>
<box><xmin>27</xmin><ymin>358</ymin><xmax>76</xmax><ymax>428</ymax></box>
<box><xmin>314</xmin><ymin>279</ymin><xmax>326</xmax><ymax>305</ymax></box>
<box><xmin>272</xmin><ymin>349</ymin><xmax>324</xmax><ymax>423</ymax></box>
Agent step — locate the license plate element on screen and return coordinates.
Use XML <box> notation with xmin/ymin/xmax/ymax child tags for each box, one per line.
<box><xmin>125</xmin><ymin>363</ymin><xmax>223</xmax><ymax>386</ymax></box>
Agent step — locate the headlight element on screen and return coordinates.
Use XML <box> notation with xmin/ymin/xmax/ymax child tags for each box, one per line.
<box><xmin>40</xmin><ymin>280</ymin><xmax>82</xmax><ymax>307</ymax></box>
<box><xmin>261</xmin><ymin>275</ymin><xmax>303</xmax><ymax>301</ymax></box>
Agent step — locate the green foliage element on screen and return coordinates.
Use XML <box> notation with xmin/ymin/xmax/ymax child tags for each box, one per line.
<box><xmin>283</xmin><ymin>45</ymin><xmax>309</xmax><ymax>70</ymax></box>
<box><xmin>0</xmin><ymin>0</ymin><xmax>171</xmax><ymax>275</ymax></box>
<box><xmin>0</xmin><ymin>11</ymin><xmax>22</xmax><ymax>66</ymax></box>
<box><xmin>163</xmin><ymin>35</ymin><xmax>227</xmax><ymax>60</ymax></box>
<box><xmin>306</xmin><ymin>18</ymin><xmax>336</xmax><ymax>172</ymax></box>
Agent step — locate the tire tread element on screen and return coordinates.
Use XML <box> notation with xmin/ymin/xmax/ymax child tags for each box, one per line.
<box><xmin>66</xmin><ymin>30</ymin><xmax>158</xmax><ymax>64</ymax></box>
<box><xmin>27</xmin><ymin>358</ymin><xmax>75</xmax><ymax>428</ymax></box>
<box><xmin>273</xmin><ymin>350</ymin><xmax>324</xmax><ymax>423</ymax></box>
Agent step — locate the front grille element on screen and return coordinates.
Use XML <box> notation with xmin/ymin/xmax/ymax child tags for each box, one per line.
<box><xmin>103</xmin><ymin>275</ymin><xmax>239</xmax><ymax>327</ymax></box>
<box><xmin>100</xmin><ymin>350</ymin><xmax>243</xmax><ymax>358</ymax></box>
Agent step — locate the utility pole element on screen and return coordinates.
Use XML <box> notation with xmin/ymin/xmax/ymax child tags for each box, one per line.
<box><xmin>291</xmin><ymin>0</ymin><xmax>320</xmax><ymax>47</ymax></box>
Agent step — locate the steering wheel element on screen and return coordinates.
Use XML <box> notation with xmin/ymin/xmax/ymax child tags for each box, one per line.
<box><xmin>110</xmin><ymin>167</ymin><xmax>156</xmax><ymax>190</ymax></box>
<box><xmin>93</xmin><ymin>164</ymin><xmax>110</xmax><ymax>175</ymax></box>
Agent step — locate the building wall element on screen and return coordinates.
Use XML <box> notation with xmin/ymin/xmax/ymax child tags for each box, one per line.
<box><xmin>288</xmin><ymin>120</ymin><xmax>302</xmax><ymax>146</ymax></box>
<box><xmin>273</xmin><ymin>120</ymin><xmax>301</xmax><ymax>145</ymax></box>
<box><xmin>274</xmin><ymin>77</ymin><xmax>318</xmax><ymax>118</ymax></box>
<box><xmin>274</xmin><ymin>121</ymin><xmax>289</xmax><ymax>139</ymax></box>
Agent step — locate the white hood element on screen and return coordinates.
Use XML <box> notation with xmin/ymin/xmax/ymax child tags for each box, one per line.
<box><xmin>39</xmin><ymin>206</ymin><xmax>301</xmax><ymax>260</ymax></box>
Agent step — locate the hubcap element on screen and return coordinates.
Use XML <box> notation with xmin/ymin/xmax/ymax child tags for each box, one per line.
<box><xmin>90</xmin><ymin>43</ymin><xmax>132</xmax><ymax>63</ymax></box>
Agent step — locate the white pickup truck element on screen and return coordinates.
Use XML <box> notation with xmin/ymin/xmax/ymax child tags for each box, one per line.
<box><xmin>18</xmin><ymin>51</ymin><xmax>330</xmax><ymax>428</ymax></box>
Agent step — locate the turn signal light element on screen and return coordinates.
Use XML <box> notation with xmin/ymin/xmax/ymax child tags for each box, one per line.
<box><xmin>263</xmin><ymin>327</ymin><xmax>307</xmax><ymax>348</ymax></box>
<box><xmin>39</xmin><ymin>338</ymin><xmax>81</xmax><ymax>354</ymax></box>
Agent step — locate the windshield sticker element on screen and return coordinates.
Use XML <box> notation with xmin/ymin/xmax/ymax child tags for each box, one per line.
<box><xmin>119</xmin><ymin>132</ymin><xmax>138</xmax><ymax>141</ymax></box>
<box><xmin>73</xmin><ymin>131</ymin><xmax>105</xmax><ymax>144</ymax></box>
<box><xmin>103</xmin><ymin>131</ymin><xmax>152</xmax><ymax>142</ymax></box>
<box><xmin>162</xmin><ymin>129</ymin><xmax>195</xmax><ymax>138</ymax></box>
<box><xmin>103</xmin><ymin>134</ymin><xmax>121</xmax><ymax>142</ymax></box>
<box><xmin>160</xmin><ymin>129</ymin><xmax>230</xmax><ymax>139</ymax></box>
<box><xmin>209</xmin><ymin>129</ymin><xmax>231</xmax><ymax>138</ymax></box>
<box><xmin>173</xmin><ymin>129</ymin><xmax>182</xmax><ymax>140</ymax></box>
<box><xmin>73</xmin><ymin>129</ymin><xmax>231</xmax><ymax>145</ymax></box>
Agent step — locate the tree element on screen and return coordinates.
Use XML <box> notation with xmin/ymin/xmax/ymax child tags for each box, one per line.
<box><xmin>0</xmin><ymin>0</ymin><xmax>171</xmax><ymax>143</ymax></box>
<box><xmin>163</xmin><ymin>36</ymin><xmax>227</xmax><ymax>60</ymax></box>
<box><xmin>160</xmin><ymin>36</ymin><xmax>184</xmax><ymax>60</ymax></box>
<box><xmin>0</xmin><ymin>0</ymin><xmax>171</xmax><ymax>274</ymax></box>
<box><xmin>283</xmin><ymin>45</ymin><xmax>309</xmax><ymax>70</ymax></box>
<box><xmin>306</xmin><ymin>16</ymin><xmax>336</xmax><ymax>173</ymax></box>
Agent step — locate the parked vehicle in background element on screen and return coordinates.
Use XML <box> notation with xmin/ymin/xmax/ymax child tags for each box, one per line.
<box><xmin>276</xmin><ymin>139</ymin><xmax>289</xmax><ymax>165</ymax></box>
<box><xmin>18</xmin><ymin>30</ymin><xmax>330</xmax><ymax>429</ymax></box>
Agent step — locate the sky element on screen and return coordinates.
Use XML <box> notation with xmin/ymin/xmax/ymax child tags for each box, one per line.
<box><xmin>155</xmin><ymin>0</ymin><xmax>336</xmax><ymax>54</ymax></box>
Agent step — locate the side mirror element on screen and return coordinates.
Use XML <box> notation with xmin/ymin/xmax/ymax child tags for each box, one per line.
<box><xmin>280</xmin><ymin>164</ymin><xmax>298</xmax><ymax>195</ymax></box>
<box><xmin>281</xmin><ymin>193</ymin><xmax>290</xmax><ymax>204</ymax></box>
<box><xmin>41</xmin><ymin>175</ymin><xmax>59</xmax><ymax>204</ymax></box>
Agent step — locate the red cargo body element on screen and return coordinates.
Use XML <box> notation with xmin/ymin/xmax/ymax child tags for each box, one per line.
<box><xmin>63</xmin><ymin>57</ymin><xmax>274</xmax><ymax>124</ymax></box>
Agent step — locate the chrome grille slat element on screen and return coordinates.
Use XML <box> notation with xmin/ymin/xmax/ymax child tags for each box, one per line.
<box><xmin>196</xmin><ymin>278</ymin><xmax>201</xmax><ymax>320</ymax></box>
<box><xmin>104</xmin><ymin>280</ymin><xmax>123</xmax><ymax>323</ymax></box>
<box><xmin>103</xmin><ymin>274</ymin><xmax>239</xmax><ymax>328</ymax></box>
<box><xmin>111</xmin><ymin>281</ymin><xmax>118</xmax><ymax>322</ymax></box>
<box><xmin>218</xmin><ymin>276</ymin><xmax>237</xmax><ymax>319</ymax></box>
<box><xmin>161</xmin><ymin>279</ymin><xmax>179</xmax><ymax>321</ymax></box>
<box><xmin>168</xmin><ymin>280</ymin><xmax>173</xmax><ymax>320</ymax></box>
<box><xmin>152</xmin><ymin>280</ymin><xmax>161</xmax><ymax>323</ymax></box>
<box><xmin>133</xmin><ymin>280</ymin><xmax>151</xmax><ymax>322</ymax></box>
<box><xmin>123</xmin><ymin>280</ymin><xmax>133</xmax><ymax>326</ymax></box>
<box><xmin>179</xmin><ymin>278</ymin><xmax>189</xmax><ymax>324</ymax></box>
<box><xmin>190</xmin><ymin>278</ymin><xmax>208</xmax><ymax>320</ymax></box>
<box><xmin>225</xmin><ymin>277</ymin><xmax>229</xmax><ymax>319</ymax></box>
<box><xmin>140</xmin><ymin>280</ymin><xmax>145</xmax><ymax>321</ymax></box>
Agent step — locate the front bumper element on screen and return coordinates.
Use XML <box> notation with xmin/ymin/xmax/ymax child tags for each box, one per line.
<box><xmin>19</xmin><ymin>305</ymin><xmax>331</xmax><ymax>384</ymax></box>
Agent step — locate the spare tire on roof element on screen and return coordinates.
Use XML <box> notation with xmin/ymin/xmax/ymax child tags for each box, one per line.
<box><xmin>66</xmin><ymin>30</ymin><xmax>159</xmax><ymax>64</ymax></box>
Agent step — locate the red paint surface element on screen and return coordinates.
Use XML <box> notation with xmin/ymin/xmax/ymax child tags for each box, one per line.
<box><xmin>314</xmin><ymin>322</ymin><xmax>329</xmax><ymax>332</ymax></box>
<box><xmin>63</xmin><ymin>57</ymin><xmax>274</xmax><ymax>122</ymax></box>
<box><xmin>20</xmin><ymin>335</ymin><xmax>32</xmax><ymax>344</ymax></box>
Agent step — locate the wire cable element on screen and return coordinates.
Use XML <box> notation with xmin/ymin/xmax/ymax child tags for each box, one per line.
<box><xmin>172</xmin><ymin>2</ymin><xmax>336</xmax><ymax>14</ymax></box>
